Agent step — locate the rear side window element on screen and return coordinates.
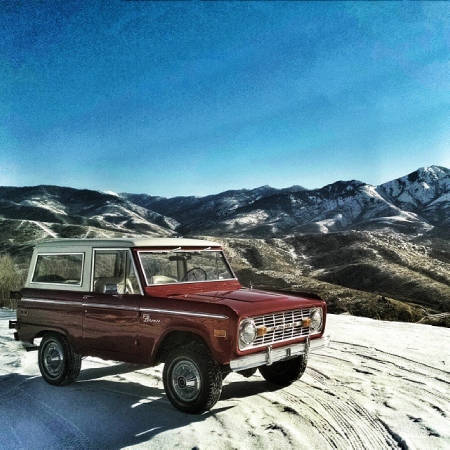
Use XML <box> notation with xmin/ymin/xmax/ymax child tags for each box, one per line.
<box><xmin>32</xmin><ymin>253</ymin><xmax>84</xmax><ymax>285</ymax></box>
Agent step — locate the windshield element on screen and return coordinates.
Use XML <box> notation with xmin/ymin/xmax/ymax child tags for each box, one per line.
<box><xmin>139</xmin><ymin>251</ymin><xmax>235</xmax><ymax>285</ymax></box>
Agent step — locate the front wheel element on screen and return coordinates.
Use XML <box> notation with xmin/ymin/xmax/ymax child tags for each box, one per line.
<box><xmin>163</xmin><ymin>344</ymin><xmax>222</xmax><ymax>414</ymax></box>
<box><xmin>259</xmin><ymin>354</ymin><xmax>308</xmax><ymax>386</ymax></box>
<box><xmin>38</xmin><ymin>333</ymin><xmax>81</xmax><ymax>386</ymax></box>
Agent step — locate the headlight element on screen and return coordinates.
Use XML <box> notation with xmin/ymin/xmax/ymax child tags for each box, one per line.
<box><xmin>310</xmin><ymin>308</ymin><xmax>323</xmax><ymax>332</ymax></box>
<box><xmin>239</xmin><ymin>319</ymin><xmax>257</xmax><ymax>348</ymax></box>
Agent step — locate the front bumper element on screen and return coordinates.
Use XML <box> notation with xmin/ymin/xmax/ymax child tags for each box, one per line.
<box><xmin>230</xmin><ymin>334</ymin><xmax>330</xmax><ymax>372</ymax></box>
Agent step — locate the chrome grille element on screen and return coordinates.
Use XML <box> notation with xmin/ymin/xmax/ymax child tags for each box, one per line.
<box><xmin>252</xmin><ymin>308</ymin><xmax>313</xmax><ymax>348</ymax></box>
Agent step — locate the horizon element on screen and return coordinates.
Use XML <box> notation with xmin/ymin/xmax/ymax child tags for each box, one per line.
<box><xmin>1</xmin><ymin>164</ymin><xmax>447</xmax><ymax>199</ymax></box>
<box><xmin>2</xmin><ymin>2</ymin><xmax>450</xmax><ymax>197</ymax></box>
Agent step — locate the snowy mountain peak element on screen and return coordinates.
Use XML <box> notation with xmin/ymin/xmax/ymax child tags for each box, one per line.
<box><xmin>0</xmin><ymin>166</ymin><xmax>449</xmax><ymax>239</ymax></box>
<box><xmin>377</xmin><ymin>165</ymin><xmax>450</xmax><ymax>211</ymax></box>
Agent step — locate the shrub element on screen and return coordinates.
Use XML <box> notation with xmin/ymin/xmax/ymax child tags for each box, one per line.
<box><xmin>0</xmin><ymin>254</ymin><xmax>26</xmax><ymax>308</ymax></box>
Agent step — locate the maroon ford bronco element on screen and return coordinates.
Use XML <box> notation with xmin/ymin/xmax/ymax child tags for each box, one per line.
<box><xmin>10</xmin><ymin>238</ymin><xmax>329</xmax><ymax>414</ymax></box>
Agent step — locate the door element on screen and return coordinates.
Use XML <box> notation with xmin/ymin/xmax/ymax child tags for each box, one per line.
<box><xmin>82</xmin><ymin>249</ymin><xmax>142</xmax><ymax>360</ymax></box>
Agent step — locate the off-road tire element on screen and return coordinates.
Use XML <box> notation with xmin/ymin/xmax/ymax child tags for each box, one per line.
<box><xmin>38</xmin><ymin>332</ymin><xmax>82</xmax><ymax>386</ymax></box>
<box><xmin>259</xmin><ymin>354</ymin><xmax>308</xmax><ymax>386</ymax></box>
<box><xmin>163</xmin><ymin>344</ymin><xmax>222</xmax><ymax>414</ymax></box>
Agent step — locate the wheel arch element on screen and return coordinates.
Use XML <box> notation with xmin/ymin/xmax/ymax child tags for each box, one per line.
<box><xmin>155</xmin><ymin>329</ymin><xmax>212</xmax><ymax>365</ymax></box>
<box><xmin>34</xmin><ymin>327</ymin><xmax>79</xmax><ymax>352</ymax></box>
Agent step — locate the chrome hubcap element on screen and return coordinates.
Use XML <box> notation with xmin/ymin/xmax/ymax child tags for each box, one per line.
<box><xmin>43</xmin><ymin>341</ymin><xmax>64</xmax><ymax>378</ymax></box>
<box><xmin>171</xmin><ymin>360</ymin><xmax>201</xmax><ymax>402</ymax></box>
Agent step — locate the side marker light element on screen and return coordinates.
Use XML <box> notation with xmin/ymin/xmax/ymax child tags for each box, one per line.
<box><xmin>214</xmin><ymin>329</ymin><xmax>227</xmax><ymax>338</ymax></box>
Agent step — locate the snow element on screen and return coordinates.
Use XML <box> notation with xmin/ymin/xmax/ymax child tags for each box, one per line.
<box><xmin>19</xmin><ymin>200</ymin><xmax>67</xmax><ymax>216</ymax></box>
<box><xmin>1</xmin><ymin>309</ymin><xmax>449</xmax><ymax>450</ymax></box>
<box><xmin>30</xmin><ymin>221</ymin><xmax>59</xmax><ymax>238</ymax></box>
<box><xmin>429</xmin><ymin>192</ymin><xmax>450</xmax><ymax>205</ymax></box>
<box><xmin>103</xmin><ymin>191</ymin><xmax>120</xmax><ymax>197</ymax></box>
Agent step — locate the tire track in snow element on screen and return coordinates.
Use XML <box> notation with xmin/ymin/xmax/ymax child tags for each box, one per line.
<box><xmin>305</xmin><ymin>341</ymin><xmax>450</xmax><ymax>449</ymax></box>
<box><xmin>0</xmin><ymin>376</ymin><xmax>94</xmax><ymax>450</ymax></box>
<box><xmin>267</xmin><ymin>379</ymin><xmax>400</xmax><ymax>449</ymax></box>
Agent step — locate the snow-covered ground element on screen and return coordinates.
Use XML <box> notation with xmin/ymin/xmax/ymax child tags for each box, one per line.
<box><xmin>1</xmin><ymin>309</ymin><xmax>449</xmax><ymax>450</ymax></box>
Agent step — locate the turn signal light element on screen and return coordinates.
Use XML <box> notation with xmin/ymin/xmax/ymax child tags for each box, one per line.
<box><xmin>257</xmin><ymin>326</ymin><xmax>267</xmax><ymax>337</ymax></box>
<box><xmin>302</xmin><ymin>318</ymin><xmax>311</xmax><ymax>327</ymax></box>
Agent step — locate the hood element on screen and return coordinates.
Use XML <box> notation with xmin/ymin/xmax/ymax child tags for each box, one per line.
<box><xmin>171</xmin><ymin>288</ymin><xmax>325</xmax><ymax>316</ymax></box>
<box><xmin>197</xmin><ymin>289</ymin><xmax>294</xmax><ymax>303</ymax></box>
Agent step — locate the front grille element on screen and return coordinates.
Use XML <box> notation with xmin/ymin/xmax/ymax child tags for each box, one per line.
<box><xmin>252</xmin><ymin>308</ymin><xmax>314</xmax><ymax>348</ymax></box>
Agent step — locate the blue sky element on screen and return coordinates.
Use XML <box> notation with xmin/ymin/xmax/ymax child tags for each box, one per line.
<box><xmin>1</xmin><ymin>1</ymin><xmax>450</xmax><ymax>197</ymax></box>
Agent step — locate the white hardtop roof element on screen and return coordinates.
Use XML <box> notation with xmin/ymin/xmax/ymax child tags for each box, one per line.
<box><xmin>34</xmin><ymin>237</ymin><xmax>222</xmax><ymax>249</ymax></box>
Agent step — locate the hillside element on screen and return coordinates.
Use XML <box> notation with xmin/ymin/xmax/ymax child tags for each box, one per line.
<box><xmin>0</xmin><ymin>166</ymin><xmax>449</xmax><ymax>323</ymax></box>
<box><xmin>218</xmin><ymin>233</ymin><xmax>450</xmax><ymax>324</ymax></box>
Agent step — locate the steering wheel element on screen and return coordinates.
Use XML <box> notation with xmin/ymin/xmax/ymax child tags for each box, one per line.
<box><xmin>182</xmin><ymin>267</ymin><xmax>207</xmax><ymax>281</ymax></box>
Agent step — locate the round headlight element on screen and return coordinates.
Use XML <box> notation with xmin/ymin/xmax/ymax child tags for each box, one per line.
<box><xmin>310</xmin><ymin>308</ymin><xmax>323</xmax><ymax>332</ymax></box>
<box><xmin>239</xmin><ymin>319</ymin><xmax>257</xmax><ymax>347</ymax></box>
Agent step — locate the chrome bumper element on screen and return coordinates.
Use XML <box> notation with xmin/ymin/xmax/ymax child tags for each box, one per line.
<box><xmin>230</xmin><ymin>334</ymin><xmax>330</xmax><ymax>372</ymax></box>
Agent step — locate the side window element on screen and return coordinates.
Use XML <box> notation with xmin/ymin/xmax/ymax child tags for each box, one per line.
<box><xmin>92</xmin><ymin>250</ymin><xmax>139</xmax><ymax>294</ymax></box>
<box><xmin>32</xmin><ymin>253</ymin><xmax>84</xmax><ymax>285</ymax></box>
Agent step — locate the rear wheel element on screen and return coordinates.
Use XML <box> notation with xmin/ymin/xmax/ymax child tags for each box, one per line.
<box><xmin>38</xmin><ymin>333</ymin><xmax>81</xmax><ymax>386</ymax></box>
<box><xmin>163</xmin><ymin>344</ymin><xmax>222</xmax><ymax>414</ymax></box>
<box><xmin>259</xmin><ymin>354</ymin><xmax>308</xmax><ymax>386</ymax></box>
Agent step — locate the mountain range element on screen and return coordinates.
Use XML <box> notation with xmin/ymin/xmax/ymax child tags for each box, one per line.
<box><xmin>125</xmin><ymin>165</ymin><xmax>450</xmax><ymax>237</ymax></box>
<box><xmin>1</xmin><ymin>165</ymin><xmax>449</xmax><ymax>322</ymax></box>
<box><xmin>1</xmin><ymin>165</ymin><xmax>449</xmax><ymax>242</ymax></box>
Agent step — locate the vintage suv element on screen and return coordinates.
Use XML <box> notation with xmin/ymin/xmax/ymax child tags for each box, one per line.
<box><xmin>10</xmin><ymin>238</ymin><xmax>329</xmax><ymax>414</ymax></box>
